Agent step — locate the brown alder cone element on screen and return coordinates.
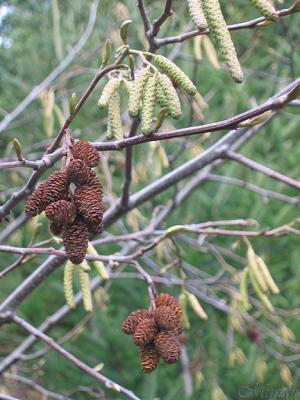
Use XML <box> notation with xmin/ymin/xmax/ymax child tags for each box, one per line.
<box><xmin>49</xmin><ymin>222</ymin><xmax>63</xmax><ymax>236</ymax></box>
<box><xmin>71</xmin><ymin>141</ymin><xmax>100</xmax><ymax>167</ymax></box>
<box><xmin>74</xmin><ymin>186</ymin><xmax>104</xmax><ymax>233</ymax></box>
<box><xmin>86</xmin><ymin>170</ymin><xmax>103</xmax><ymax>199</ymax></box>
<box><xmin>133</xmin><ymin>318</ymin><xmax>158</xmax><ymax>346</ymax></box>
<box><xmin>155</xmin><ymin>293</ymin><xmax>182</xmax><ymax>317</ymax></box>
<box><xmin>66</xmin><ymin>159</ymin><xmax>90</xmax><ymax>185</ymax></box>
<box><xmin>45</xmin><ymin>200</ymin><xmax>77</xmax><ymax>226</ymax></box>
<box><xmin>62</xmin><ymin>220</ymin><xmax>89</xmax><ymax>264</ymax></box>
<box><xmin>140</xmin><ymin>343</ymin><xmax>160</xmax><ymax>373</ymax></box>
<box><xmin>246</xmin><ymin>326</ymin><xmax>260</xmax><ymax>343</ymax></box>
<box><xmin>122</xmin><ymin>309</ymin><xmax>151</xmax><ymax>335</ymax></box>
<box><xmin>154</xmin><ymin>332</ymin><xmax>181</xmax><ymax>364</ymax></box>
<box><xmin>25</xmin><ymin>182</ymin><xmax>47</xmax><ymax>216</ymax></box>
<box><xmin>154</xmin><ymin>305</ymin><xmax>183</xmax><ymax>334</ymax></box>
<box><xmin>44</xmin><ymin>168</ymin><xmax>69</xmax><ymax>204</ymax></box>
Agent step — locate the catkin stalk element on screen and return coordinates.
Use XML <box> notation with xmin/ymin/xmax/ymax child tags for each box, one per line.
<box><xmin>187</xmin><ymin>0</ymin><xmax>208</xmax><ymax>30</ymax></box>
<box><xmin>202</xmin><ymin>0</ymin><xmax>243</xmax><ymax>83</ymax></box>
<box><xmin>79</xmin><ymin>269</ymin><xmax>93</xmax><ymax>312</ymax></box>
<box><xmin>249</xmin><ymin>0</ymin><xmax>277</xmax><ymax>20</ymax></box>
<box><xmin>108</xmin><ymin>91</ymin><xmax>123</xmax><ymax>140</ymax></box>
<box><xmin>64</xmin><ymin>261</ymin><xmax>76</xmax><ymax>309</ymax></box>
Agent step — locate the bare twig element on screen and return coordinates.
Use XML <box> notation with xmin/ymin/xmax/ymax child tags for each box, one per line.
<box><xmin>225</xmin><ymin>149</ymin><xmax>300</xmax><ymax>190</ymax></box>
<box><xmin>9</xmin><ymin>314</ymin><xmax>141</xmax><ymax>400</ymax></box>
<box><xmin>156</xmin><ymin>7</ymin><xmax>299</xmax><ymax>47</ymax></box>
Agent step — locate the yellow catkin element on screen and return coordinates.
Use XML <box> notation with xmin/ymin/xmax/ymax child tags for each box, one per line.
<box><xmin>256</xmin><ymin>256</ymin><xmax>279</xmax><ymax>294</ymax></box>
<box><xmin>249</xmin><ymin>269</ymin><xmax>274</xmax><ymax>312</ymax></box>
<box><xmin>186</xmin><ymin>290</ymin><xmax>208</xmax><ymax>320</ymax></box>
<box><xmin>129</xmin><ymin>67</ymin><xmax>151</xmax><ymax>117</ymax></box>
<box><xmin>79</xmin><ymin>269</ymin><xmax>93</xmax><ymax>312</ymax></box>
<box><xmin>239</xmin><ymin>267</ymin><xmax>251</xmax><ymax>311</ymax></box>
<box><xmin>158</xmin><ymin>73</ymin><xmax>182</xmax><ymax>120</ymax></box>
<box><xmin>108</xmin><ymin>91</ymin><xmax>123</xmax><ymax>140</ymax></box>
<box><xmin>202</xmin><ymin>0</ymin><xmax>243</xmax><ymax>83</ymax></box>
<box><xmin>87</xmin><ymin>243</ymin><xmax>109</xmax><ymax>280</ymax></box>
<box><xmin>98</xmin><ymin>78</ymin><xmax>120</xmax><ymax>108</ymax></box>
<box><xmin>64</xmin><ymin>261</ymin><xmax>76</xmax><ymax>309</ymax></box>
<box><xmin>178</xmin><ymin>292</ymin><xmax>191</xmax><ymax>329</ymax></box>
<box><xmin>153</xmin><ymin>55</ymin><xmax>197</xmax><ymax>96</ymax></box>
<box><xmin>250</xmin><ymin>0</ymin><xmax>277</xmax><ymax>20</ymax></box>
<box><xmin>247</xmin><ymin>246</ymin><xmax>268</xmax><ymax>293</ymax></box>
<box><xmin>187</xmin><ymin>0</ymin><xmax>208</xmax><ymax>30</ymax></box>
<box><xmin>141</xmin><ymin>74</ymin><xmax>157</xmax><ymax>136</ymax></box>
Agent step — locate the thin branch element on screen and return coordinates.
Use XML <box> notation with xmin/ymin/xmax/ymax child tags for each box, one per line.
<box><xmin>0</xmin><ymin>0</ymin><xmax>101</xmax><ymax>134</ymax></box>
<box><xmin>9</xmin><ymin>314</ymin><xmax>141</xmax><ymax>400</ymax></box>
<box><xmin>3</xmin><ymin>372</ymin><xmax>70</xmax><ymax>400</ymax></box>
<box><xmin>156</xmin><ymin>6</ymin><xmax>299</xmax><ymax>47</ymax></box>
<box><xmin>92</xmin><ymin>78</ymin><xmax>300</xmax><ymax>151</ymax></box>
<box><xmin>207</xmin><ymin>174</ymin><xmax>300</xmax><ymax>206</ymax></box>
<box><xmin>0</xmin><ymin>159</ymin><xmax>40</xmax><ymax>170</ymax></box>
<box><xmin>137</xmin><ymin>0</ymin><xmax>151</xmax><ymax>36</ymax></box>
<box><xmin>151</xmin><ymin>0</ymin><xmax>173</xmax><ymax>40</ymax></box>
<box><xmin>121</xmin><ymin>118</ymin><xmax>139</xmax><ymax>208</ymax></box>
<box><xmin>225</xmin><ymin>149</ymin><xmax>300</xmax><ymax>191</ymax></box>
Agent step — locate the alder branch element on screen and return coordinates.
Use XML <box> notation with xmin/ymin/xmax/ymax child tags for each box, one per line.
<box><xmin>155</xmin><ymin>6</ymin><xmax>299</xmax><ymax>47</ymax></box>
<box><xmin>207</xmin><ymin>174</ymin><xmax>300</xmax><ymax>206</ymax></box>
<box><xmin>9</xmin><ymin>314</ymin><xmax>141</xmax><ymax>400</ymax></box>
<box><xmin>137</xmin><ymin>0</ymin><xmax>151</xmax><ymax>36</ymax></box>
<box><xmin>0</xmin><ymin>0</ymin><xmax>101</xmax><ymax>134</ymax></box>
<box><xmin>150</xmin><ymin>0</ymin><xmax>173</xmax><ymax>42</ymax></box>
<box><xmin>225</xmin><ymin>149</ymin><xmax>300</xmax><ymax>190</ymax></box>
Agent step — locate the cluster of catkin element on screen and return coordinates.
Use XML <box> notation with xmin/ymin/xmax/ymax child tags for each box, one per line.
<box><xmin>186</xmin><ymin>0</ymin><xmax>277</xmax><ymax>83</ymax></box>
<box><xmin>25</xmin><ymin>141</ymin><xmax>103</xmax><ymax>264</ymax></box>
<box><xmin>98</xmin><ymin>55</ymin><xmax>198</xmax><ymax>137</ymax></box>
<box><xmin>122</xmin><ymin>293</ymin><xmax>183</xmax><ymax>373</ymax></box>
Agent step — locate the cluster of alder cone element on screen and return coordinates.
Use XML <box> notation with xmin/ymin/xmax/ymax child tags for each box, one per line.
<box><xmin>122</xmin><ymin>293</ymin><xmax>184</xmax><ymax>373</ymax></box>
<box><xmin>25</xmin><ymin>141</ymin><xmax>103</xmax><ymax>264</ymax></box>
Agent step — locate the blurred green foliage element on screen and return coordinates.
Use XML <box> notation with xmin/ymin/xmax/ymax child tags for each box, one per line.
<box><xmin>0</xmin><ymin>0</ymin><xmax>300</xmax><ymax>399</ymax></box>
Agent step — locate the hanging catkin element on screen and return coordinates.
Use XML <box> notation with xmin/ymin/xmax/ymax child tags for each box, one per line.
<box><xmin>158</xmin><ymin>73</ymin><xmax>182</xmax><ymax>120</ymax></box>
<box><xmin>79</xmin><ymin>268</ymin><xmax>93</xmax><ymax>312</ymax></box>
<box><xmin>250</xmin><ymin>0</ymin><xmax>277</xmax><ymax>20</ymax></box>
<box><xmin>129</xmin><ymin>67</ymin><xmax>151</xmax><ymax>117</ymax></box>
<box><xmin>202</xmin><ymin>0</ymin><xmax>243</xmax><ymax>83</ymax></box>
<box><xmin>153</xmin><ymin>55</ymin><xmax>197</xmax><ymax>96</ymax></box>
<box><xmin>98</xmin><ymin>77</ymin><xmax>120</xmax><ymax>108</ymax></box>
<box><xmin>108</xmin><ymin>90</ymin><xmax>123</xmax><ymax>140</ymax></box>
<box><xmin>187</xmin><ymin>0</ymin><xmax>208</xmax><ymax>30</ymax></box>
<box><xmin>64</xmin><ymin>261</ymin><xmax>76</xmax><ymax>309</ymax></box>
<box><xmin>141</xmin><ymin>74</ymin><xmax>157</xmax><ymax>136</ymax></box>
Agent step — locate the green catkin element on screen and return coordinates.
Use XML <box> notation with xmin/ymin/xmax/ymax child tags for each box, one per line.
<box><xmin>98</xmin><ymin>78</ymin><xmax>120</xmax><ymax>108</ymax></box>
<box><xmin>106</xmin><ymin>118</ymin><xmax>113</xmax><ymax>140</ymax></box>
<box><xmin>141</xmin><ymin>74</ymin><xmax>157</xmax><ymax>136</ymax></box>
<box><xmin>122</xmin><ymin>78</ymin><xmax>132</xmax><ymax>95</ymax></box>
<box><xmin>156</xmin><ymin>82</ymin><xmax>168</xmax><ymax>108</ymax></box>
<box><xmin>108</xmin><ymin>91</ymin><xmax>123</xmax><ymax>140</ymax></box>
<box><xmin>79</xmin><ymin>269</ymin><xmax>93</xmax><ymax>312</ymax></box>
<box><xmin>158</xmin><ymin>73</ymin><xmax>182</xmax><ymax>120</ymax></box>
<box><xmin>249</xmin><ymin>0</ymin><xmax>277</xmax><ymax>20</ymax></box>
<box><xmin>153</xmin><ymin>55</ymin><xmax>197</xmax><ymax>96</ymax></box>
<box><xmin>64</xmin><ymin>261</ymin><xmax>75</xmax><ymax>309</ymax></box>
<box><xmin>129</xmin><ymin>67</ymin><xmax>151</xmax><ymax>117</ymax></box>
<box><xmin>187</xmin><ymin>0</ymin><xmax>208</xmax><ymax>30</ymax></box>
<box><xmin>202</xmin><ymin>0</ymin><xmax>243</xmax><ymax>83</ymax></box>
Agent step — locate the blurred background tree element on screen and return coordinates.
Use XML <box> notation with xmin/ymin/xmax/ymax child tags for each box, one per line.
<box><xmin>0</xmin><ymin>0</ymin><xmax>300</xmax><ymax>399</ymax></box>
